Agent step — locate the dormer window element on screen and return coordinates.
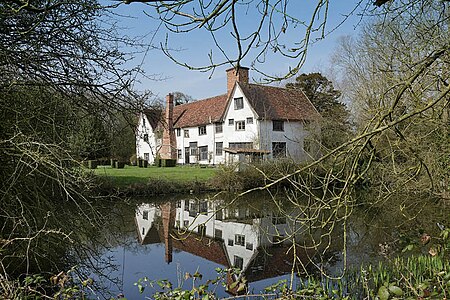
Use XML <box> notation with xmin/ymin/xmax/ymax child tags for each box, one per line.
<box><xmin>234</xmin><ymin>97</ymin><xmax>244</xmax><ymax>110</ymax></box>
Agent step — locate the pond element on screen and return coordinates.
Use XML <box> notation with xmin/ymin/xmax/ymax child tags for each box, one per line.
<box><xmin>75</xmin><ymin>191</ymin><xmax>448</xmax><ymax>299</ymax></box>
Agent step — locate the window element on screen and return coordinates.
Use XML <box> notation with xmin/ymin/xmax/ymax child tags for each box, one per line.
<box><xmin>189</xmin><ymin>201</ymin><xmax>198</xmax><ymax>217</ymax></box>
<box><xmin>144</xmin><ymin>153</ymin><xmax>149</xmax><ymax>161</ymax></box>
<box><xmin>184</xmin><ymin>130</ymin><xmax>189</xmax><ymax>138</ymax></box>
<box><xmin>198</xmin><ymin>224</ymin><xmax>206</xmax><ymax>236</ymax></box>
<box><xmin>143</xmin><ymin>133</ymin><xmax>149</xmax><ymax>142</ymax></box>
<box><xmin>216</xmin><ymin>209</ymin><xmax>223</xmax><ymax>220</ymax></box>
<box><xmin>176</xmin><ymin>128</ymin><xmax>181</xmax><ymax>136</ymax></box>
<box><xmin>143</xmin><ymin>210</ymin><xmax>149</xmax><ymax>220</ymax></box>
<box><xmin>183</xmin><ymin>220</ymin><xmax>189</xmax><ymax>228</ymax></box>
<box><xmin>273</xmin><ymin>120</ymin><xmax>284</xmax><ymax>131</ymax></box>
<box><xmin>199</xmin><ymin>146</ymin><xmax>208</xmax><ymax>161</ymax></box>
<box><xmin>215</xmin><ymin>122</ymin><xmax>223</xmax><ymax>133</ymax></box>
<box><xmin>216</xmin><ymin>142</ymin><xmax>223</xmax><ymax>156</ymax></box>
<box><xmin>235</xmin><ymin>234</ymin><xmax>245</xmax><ymax>246</ymax></box>
<box><xmin>234</xmin><ymin>97</ymin><xmax>244</xmax><ymax>110</ymax></box>
<box><xmin>229</xmin><ymin>142</ymin><xmax>253</xmax><ymax>149</ymax></box>
<box><xmin>198</xmin><ymin>125</ymin><xmax>206</xmax><ymax>136</ymax></box>
<box><xmin>234</xmin><ymin>256</ymin><xmax>244</xmax><ymax>270</ymax></box>
<box><xmin>189</xmin><ymin>142</ymin><xmax>198</xmax><ymax>156</ymax></box>
<box><xmin>235</xmin><ymin>120</ymin><xmax>245</xmax><ymax>131</ymax></box>
<box><xmin>142</xmin><ymin>227</ymin><xmax>145</xmax><ymax>235</ymax></box>
<box><xmin>272</xmin><ymin>142</ymin><xmax>287</xmax><ymax>158</ymax></box>
<box><xmin>246</xmin><ymin>117</ymin><xmax>253</xmax><ymax>124</ymax></box>
<box><xmin>199</xmin><ymin>201</ymin><xmax>208</xmax><ymax>213</ymax></box>
<box><xmin>272</xmin><ymin>214</ymin><xmax>287</xmax><ymax>224</ymax></box>
<box><xmin>228</xmin><ymin>119</ymin><xmax>234</xmax><ymax>125</ymax></box>
<box><xmin>228</xmin><ymin>239</ymin><xmax>234</xmax><ymax>246</ymax></box>
<box><xmin>184</xmin><ymin>200</ymin><xmax>190</xmax><ymax>211</ymax></box>
<box><xmin>143</xmin><ymin>118</ymin><xmax>146</xmax><ymax>127</ymax></box>
<box><xmin>177</xmin><ymin>149</ymin><xmax>182</xmax><ymax>159</ymax></box>
<box><xmin>215</xmin><ymin>229</ymin><xmax>223</xmax><ymax>240</ymax></box>
<box><xmin>246</xmin><ymin>242</ymin><xmax>253</xmax><ymax>250</ymax></box>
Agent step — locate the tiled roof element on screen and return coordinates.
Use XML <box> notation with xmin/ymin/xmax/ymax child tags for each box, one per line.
<box><xmin>143</xmin><ymin>108</ymin><xmax>163</xmax><ymax>130</ymax></box>
<box><xmin>238</xmin><ymin>83</ymin><xmax>321</xmax><ymax>121</ymax></box>
<box><xmin>173</xmin><ymin>94</ymin><xmax>228</xmax><ymax>128</ymax></box>
<box><xmin>170</xmin><ymin>232</ymin><xmax>230</xmax><ymax>267</ymax></box>
<box><xmin>168</xmin><ymin>82</ymin><xmax>320</xmax><ymax>129</ymax></box>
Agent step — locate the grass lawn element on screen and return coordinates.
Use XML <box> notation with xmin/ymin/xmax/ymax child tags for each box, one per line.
<box><xmin>92</xmin><ymin>165</ymin><xmax>218</xmax><ymax>187</ymax></box>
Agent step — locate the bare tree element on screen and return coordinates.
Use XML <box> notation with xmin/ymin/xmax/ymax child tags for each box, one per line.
<box><xmin>0</xmin><ymin>0</ymin><xmax>146</xmax><ymax>284</ymax></box>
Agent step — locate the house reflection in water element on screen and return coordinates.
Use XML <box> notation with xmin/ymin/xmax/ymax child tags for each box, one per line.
<box><xmin>135</xmin><ymin>198</ymin><xmax>312</xmax><ymax>293</ymax></box>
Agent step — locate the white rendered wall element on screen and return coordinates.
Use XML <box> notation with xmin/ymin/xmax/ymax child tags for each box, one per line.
<box><xmin>259</xmin><ymin>120</ymin><xmax>313</xmax><ymax>161</ymax></box>
<box><xmin>175</xmin><ymin>123</ymin><xmax>220</xmax><ymax>165</ymax></box>
<box><xmin>222</xmin><ymin>86</ymin><xmax>260</xmax><ymax>149</ymax></box>
<box><xmin>135</xmin><ymin>203</ymin><xmax>159</xmax><ymax>242</ymax></box>
<box><xmin>174</xmin><ymin>87</ymin><xmax>260</xmax><ymax>165</ymax></box>
<box><xmin>136</xmin><ymin>113</ymin><xmax>159</xmax><ymax>164</ymax></box>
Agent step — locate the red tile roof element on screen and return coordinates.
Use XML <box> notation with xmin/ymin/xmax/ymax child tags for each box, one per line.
<box><xmin>168</xmin><ymin>82</ymin><xmax>320</xmax><ymax>128</ymax></box>
<box><xmin>173</xmin><ymin>94</ymin><xmax>229</xmax><ymax>128</ymax></box>
<box><xmin>238</xmin><ymin>83</ymin><xmax>321</xmax><ymax>121</ymax></box>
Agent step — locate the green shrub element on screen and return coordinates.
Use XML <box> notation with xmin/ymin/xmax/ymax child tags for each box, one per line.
<box><xmin>154</xmin><ymin>156</ymin><xmax>161</xmax><ymax>167</ymax></box>
<box><xmin>161</xmin><ymin>159</ymin><xmax>176</xmax><ymax>167</ymax></box>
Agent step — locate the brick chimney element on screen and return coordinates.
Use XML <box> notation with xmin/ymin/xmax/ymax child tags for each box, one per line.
<box><xmin>160</xmin><ymin>94</ymin><xmax>177</xmax><ymax>159</ymax></box>
<box><xmin>161</xmin><ymin>202</ymin><xmax>175</xmax><ymax>264</ymax></box>
<box><xmin>227</xmin><ymin>66</ymin><xmax>249</xmax><ymax>96</ymax></box>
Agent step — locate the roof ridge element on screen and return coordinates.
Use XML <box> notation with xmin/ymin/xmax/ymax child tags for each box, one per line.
<box><xmin>174</xmin><ymin>93</ymin><xmax>228</xmax><ymax>108</ymax></box>
<box><xmin>246</xmin><ymin>82</ymin><xmax>299</xmax><ymax>91</ymax></box>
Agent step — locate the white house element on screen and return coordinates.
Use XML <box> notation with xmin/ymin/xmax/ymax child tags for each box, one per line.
<box><xmin>135</xmin><ymin>108</ymin><xmax>163</xmax><ymax>165</ymax></box>
<box><xmin>136</xmin><ymin>67</ymin><xmax>321</xmax><ymax>165</ymax></box>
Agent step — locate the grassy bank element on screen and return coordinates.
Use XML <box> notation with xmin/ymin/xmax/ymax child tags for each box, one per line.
<box><xmin>90</xmin><ymin>161</ymin><xmax>312</xmax><ymax>195</ymax></box>
<box><xmin>91</xmin><ymin>165</ymin><xmax>218</xmax><ymax>195</ymax></box>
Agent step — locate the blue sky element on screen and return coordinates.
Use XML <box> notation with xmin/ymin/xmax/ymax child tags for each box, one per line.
<box><xmin>112</xmin><ymin>1</ymin><xmax>368</xmax><ymax>100</ymax></box>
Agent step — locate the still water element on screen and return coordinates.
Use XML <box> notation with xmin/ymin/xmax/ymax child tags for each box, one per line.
<box><xmin>81</xmin><ymin>192</ymin><xmax>446</xmax><ymax>299</ymax></box>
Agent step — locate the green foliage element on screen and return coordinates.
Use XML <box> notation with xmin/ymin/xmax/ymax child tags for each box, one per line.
<box><xmin>0</xmin><ymin>268</ymin><xmax>94</xmax><ymax>300</ymax></box>
<box><xmin>134</xmin><ymin>270</ymin><xmax>227</xmax><ymax>300</ymax></box>
<box><xmin>68</xmin><ymin>113</ymin><xmax>110</xmax><ymax>160</ymax></box>
<box><xmin>161</xmin><ymin>159</ymin><xmax>177</xmax><ymax>167</ymax></box>
<box><xmin>211</xmin><ymin>160</ymin><xmax>319</xmax><ymax>191</ymax></box>
<box><xmin>286</xmin><ymin>72</ymin><xmax>353</xmax><ymax>150</ymax></box>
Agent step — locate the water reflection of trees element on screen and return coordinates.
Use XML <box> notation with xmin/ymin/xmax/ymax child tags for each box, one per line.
<box><xmin>0</xmin><ymin>194</ymin><xmax>139</xmax><ymax>298</ymax></box>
